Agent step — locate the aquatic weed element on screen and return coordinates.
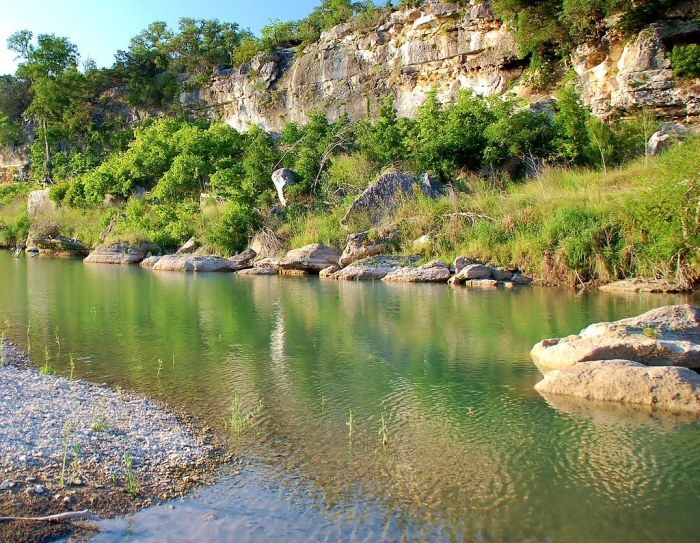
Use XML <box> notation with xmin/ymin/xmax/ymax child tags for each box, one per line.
<box><xmin>226</xmin><ymin>389</ymin><xmax>262</xmax><ymax>435</ymax></box>
<box><xmin>39</xmin><ymin>347</ymin><xmax>55</xmax><ymax>375</ymax></box>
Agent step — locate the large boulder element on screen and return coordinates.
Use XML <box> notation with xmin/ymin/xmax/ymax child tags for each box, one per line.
<box><xmin>535</xmin><ymin>360</ymin><xmax>700</xmax><ymax>414</ymax></box>
<box><xmin>84</xmin><ymin>243</ymin><xmax>159</xmax><ymax>265</ymax></box>
<box><xmin>27</xmin><ymin>189</ymin><xmax>55</xmax><ymax>218</ymax></box>
<box><xmin>332</xmin><ymin>255</ymin><xmax>420</xmax><ymax>281</ymax></box>
<box><xmin>531</xmin><ymin>305</ymin><xmax>700</xmax><ymax>371</ymax></box>
<box><xmin>230</xmin><ymin>248</ymin><xmax>257</xmax><ymax>271</ymax></box>
<box><xmin>271</xmin><ymin>168</ymin><xmax>297</xmax><ymax>207</ymax></box>
<box><xmin>277</xmin><ymin>244</ymin><xmax>341</xmax><ymax>273</ymax></box>
<box><xmin>342</xmin><ymin>171</ymin><xmax>441</xmax><ymax>226</ymax></box>
<box><xmin>32</xmin><ymin>236</ymin><xmax>90</xmax><ymax>258</ymax></box>
<box><xmin>152</xmin><ymin>254</ymin><xmax>235</xmax><ymax>272</ymax></box>
<box><xmin>382</xmin><ymin>260</ymin><xmax>451</xmax><ymax>283</ymax></box>
<box><xmin>339</xmin><ymin>225</ymin><xmax>399</xmax><ymax>267</ymax></box>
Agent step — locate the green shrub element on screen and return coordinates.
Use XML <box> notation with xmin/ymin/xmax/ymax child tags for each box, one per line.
<box><xmin>671</xmin><ymin>44</ymin><xmax>700</xmax><ymax>80</ymax></box>
<box><xmin>205</xmin><ymin>201</ymin><xmax>259</xmax><ymax>256</ymax></box>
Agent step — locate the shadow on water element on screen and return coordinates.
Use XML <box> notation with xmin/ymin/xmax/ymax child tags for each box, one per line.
<box><xmin>2</xmin><ymin>252</ymin><xmax>699</xmax><ymax>542</ymax></box>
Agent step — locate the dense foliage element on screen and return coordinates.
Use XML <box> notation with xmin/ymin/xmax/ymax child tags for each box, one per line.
<box><xmin>0</xmin><ymin>0</ymin><xmax>697</xmax><ymax>283</ymax></box>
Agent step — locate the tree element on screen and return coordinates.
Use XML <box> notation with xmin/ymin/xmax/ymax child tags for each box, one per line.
<box><xmin>7</xmin><ymin>30</ymin><xmax>84</xmax><ymax>183</ymax></box>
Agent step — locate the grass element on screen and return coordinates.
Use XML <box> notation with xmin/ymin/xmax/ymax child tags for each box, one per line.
<box><xmin>226</xmin><ymin>388</ymin><xmax>262</xmax><ymax>435</ymax></box>
<box><xmin>280</xmin><ymin>138</ymin><xmax>698</xmax><ymax>287</ymax></box>
<box><xmin>122</xmin><ymin>452</ymin><xmax>140</xmax><ymax>494</ymax></box>
<box><xmin>0</xmin><ymin>333</ymin><xmax>5</xmax><ymax>366</ymax></box>
<box><xmin>39</xmin><ymin>346</ymin><xmax>55</xmax><ymax>375</ymax></box>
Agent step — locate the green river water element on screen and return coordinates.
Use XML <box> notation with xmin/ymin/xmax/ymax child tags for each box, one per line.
<box><xmin>1</xmin><ymin>251</ymin><xmax>699</xmax><ymax>542</ymax></box>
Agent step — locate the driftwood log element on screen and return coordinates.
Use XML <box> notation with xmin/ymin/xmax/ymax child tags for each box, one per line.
<box><xmin>0</xmin><ymin>509</ymin><xmax>100</xmax><ymax>523</ymax></box>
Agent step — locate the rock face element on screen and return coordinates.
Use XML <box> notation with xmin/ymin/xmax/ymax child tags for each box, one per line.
<box><xmin>152</xmin><ymin>254</ymin><xmax>235</xmax><ymax>272</ymax></box>
<box><xmin>84</xmin><ymin>243</ymin><xmax>159</xmax><ymax>265</ymax></box>
<box><xmin>332</xmin><ymin>255</ymin><xmax>420</xmax><ymax>281</ymax></box>
<box><xmin>535</xmin><ymin>360</ymin><xmax>700</xmax><ymax>414</ymax></box>
<box><xmin>342</xmin><ymin>171</ymin><xmax>440</xmax><ymax>226</ymax></box>
<box><xmin>277</xmin><ymin>244</ymin><xmax>341</xmax><ymax>273</ymax></box>
<box><xmin>339</xmin><ymin>225</ymin><xmax>399</xmax><ymax>267</ymax></box>
<box><xmin>191</xmin><ymin>3</ymin><xmax>522</xmax><ymax>132</ymax></box>
<box><xmin>271</xmin><ymin>168</ymin><xmax>297</xmax><ymax>207</ymax></box>
<box><xmin>27</xmin><ymin>189</ymin><xmax>55</xmax><ymax>218</ymax></box>
<box><xmin>531</xmin><ymin>305</ymin><xmax>700</xmax><ymax>371</ymax></box>
<box><xmin>382</xmin><ymin>260</ymin><xmax>451</xmax><ymax>283</ymax></box>
<box><xmin>572</xmin><ymin>19</ymin><xmax>700</xmax><ymax>121</ymax></box>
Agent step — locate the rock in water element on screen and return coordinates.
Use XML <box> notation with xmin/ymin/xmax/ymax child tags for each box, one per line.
<box><xmin>332</xmin><ymin>255</ymin><xmax>420</xmax><ymax>281</ymax></box>
<box><xmin>382</xmin><ymin>260</ymin><xmax>451</xmax><ymax>283</ymax></box>
<box><xmin>531</xmin><ymin>305</ymin><xmax>700</xmax><ymax>371</ymax></box>
<box><xmin>277</xmin><ymin>244</ymin><xmax>341</xmax><ymax>273</ymax></box>
<box><xmin>85</xmin><ymin>243</ymin><xmax>159</xmax><ymax>265</ymax></box>
<box><xmin>535</xmin><ymin>360</ymin><xmax>700</xmax><ymax>414</ymax></box>
<box><xmin>152</xmin><ymin>255</ymin><xmax>235</xmax><ymax>272</ymax></box>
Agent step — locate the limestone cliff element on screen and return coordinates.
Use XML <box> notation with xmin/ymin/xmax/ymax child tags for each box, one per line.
<box><xmin>183</xmin><ymin>1</ymin><xmax>699</xmax><ymax>132</ymax></box>
<box><xmin>185</xmin><ymin>2</ymin><xmax>523</xmax><ymax>132</ymax></box>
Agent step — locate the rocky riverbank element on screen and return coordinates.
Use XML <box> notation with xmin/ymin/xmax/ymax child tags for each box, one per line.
<box><xmin>0</xmin><ymin>340</ymin><xmax>230</xmax><ymax>543</ymax></box>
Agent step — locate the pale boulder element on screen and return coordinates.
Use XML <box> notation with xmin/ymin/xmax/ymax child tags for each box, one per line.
<box><xmin>531</xmin><ymin>305</ymin><xmax>700</xmax><ymax>371</ymax></box>
<box><xmin>535</xmin><ymin>360</ymin><xmax>700</xmax><ymax>414</ymax></box>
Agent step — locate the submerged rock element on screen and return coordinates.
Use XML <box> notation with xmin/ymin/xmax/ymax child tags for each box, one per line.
<box><xmin>237</xmin><ymin>266</ymin><xmax>278</xmax><ymax>276</ymax></box>
<box><xmin>277</xmin><ymin>244</ymin><xmax>341</xmax><ymax>273</ymax></box>
<box><xmin>599</xmin><ymin>278</ymin><xmax>689</xmax><ymax>293</ymax></box>
<box><xmin>531</xmin><ymin>305</ymin><xmax>700</xmax><ymax>371</ymax></box>
<box><xmin>382</xmin><ymin>260</ymin><xmax>451</xmax><ymax>283</ymax></box>
<box><xmin>535</xmin><ymin>360</ymin><xmax>700</xmax><ymax>414</ymax></box>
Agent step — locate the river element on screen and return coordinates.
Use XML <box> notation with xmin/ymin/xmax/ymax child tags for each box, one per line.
<box><xmin>1</xmin><ymin>251</ymin><xmax>699</xmax><ymax>542</ymax></box>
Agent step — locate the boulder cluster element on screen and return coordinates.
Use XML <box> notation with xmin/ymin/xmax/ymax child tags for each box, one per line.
<box><xmin>531</xmin><ymin>305</ymin><xmax>700</xmax><ymax>415</ymax></box>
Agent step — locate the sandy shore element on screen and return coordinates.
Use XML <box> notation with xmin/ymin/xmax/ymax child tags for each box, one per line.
<box><xmin>0</xmin><ymin>340</ymin><xmax>230</xmax><ymax>543</ymax></box>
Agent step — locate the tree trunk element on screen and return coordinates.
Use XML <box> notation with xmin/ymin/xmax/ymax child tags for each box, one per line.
<box><xmin>42</xmin><ymin>119</ymin><xmax>53</xmax><ymax>185</ymax></box>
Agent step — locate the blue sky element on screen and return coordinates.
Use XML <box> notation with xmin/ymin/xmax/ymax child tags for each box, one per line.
<box><xmin>0</xmin><ymin>0</ymin><xmax>324</xmax><ymax>75</ymax></box>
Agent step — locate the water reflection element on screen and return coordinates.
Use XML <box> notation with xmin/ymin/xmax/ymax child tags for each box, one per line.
<box><xmin>2</xmin><ymin>252</ymin><xmax>699</xmax><ymax>542</ymax></box>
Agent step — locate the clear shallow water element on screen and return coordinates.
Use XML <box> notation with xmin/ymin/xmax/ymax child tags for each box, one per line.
<box><xmin>1</xmin><ymin>251</ymin><xmax>699</xmax><ymax>542</ymax></box>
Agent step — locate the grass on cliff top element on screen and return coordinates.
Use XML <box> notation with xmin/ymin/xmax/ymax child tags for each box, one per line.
<box><xmin>284</xmin><ymin>137</ymin><xmax>700</xmax><ymax>286</ymax></box>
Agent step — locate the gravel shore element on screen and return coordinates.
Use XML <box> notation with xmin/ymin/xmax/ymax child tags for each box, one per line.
<box><xmin>0</xmin><ymin>340</ymin><xmax>229</xmax><ymax>543</ymax></box>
